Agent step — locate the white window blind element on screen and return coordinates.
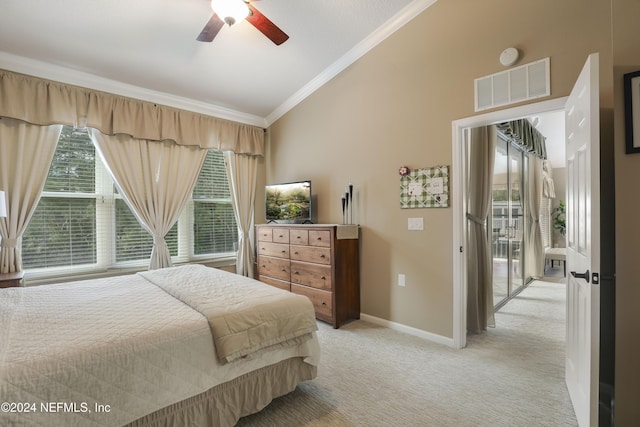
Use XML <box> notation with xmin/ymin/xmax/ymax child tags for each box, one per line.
<box><xmin>22</xmin><ymin>126</ymin><xmax>238</xmax><ymax>276</ymax></box>
<box><xmin>540</xmin><ymin>196</ymin><xmax>552</xmax><ymax>248</ymax></box>
<box><xmin>114</xmin><ymin>198</ymin><xmax>178</xmax><ymax>263</ymax></box>
<box><xmin>192</xmin><ymin>151</ymin><xmax>238</xmax><ymax>256</ymax></box>
<box><xmin>23</xmin><ymin>127</ymin><xmax>98</xmax><ymax>269</ymax></box>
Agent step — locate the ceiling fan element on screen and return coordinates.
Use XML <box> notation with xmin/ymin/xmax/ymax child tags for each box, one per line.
<box><xmin>197</xmin><ymin>0</ymin><xmax>289</xmax><ymax>45</ymax></box>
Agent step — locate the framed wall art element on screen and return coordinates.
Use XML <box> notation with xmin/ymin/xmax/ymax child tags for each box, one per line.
<box><xmin>624</xmin><ymin>70</ymin><xmax>640</xmax><ymax>154</ymax></box>
<box><xmin>399</xmin><ymin>165</ymin><xmax>449</xmax><ymax>208</ymax></box>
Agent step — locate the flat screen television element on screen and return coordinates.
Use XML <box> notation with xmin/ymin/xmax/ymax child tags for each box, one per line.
<box><xmin>265</xmin><ymin>180</ymin><xmax>312</xmax><ymax>223</ymax></box>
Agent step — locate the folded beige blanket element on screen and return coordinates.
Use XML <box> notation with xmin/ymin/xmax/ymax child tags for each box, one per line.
<box><xmin>139</xmin><ymin>264</ymin><xmax>318</xmax><ymax>363</ymax></box>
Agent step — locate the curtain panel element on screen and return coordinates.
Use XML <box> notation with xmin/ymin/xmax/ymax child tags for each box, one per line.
<box><xmin>0</xmin><ymin>118</ymin><xmax>62</xmax><ymax>273</ymax></box>
<box><xmin>224</xmin><ymin>152</ymin><xmax>259</xmax><ymax>278</ymax></box>
<box><xmin>525</xmin><ymin>156</ymin><xmax>545</xmax><ymax>279</ymax></box>
<box><xmin>466</xmin><ymin>125</ymin><xmax>496</xmax><ymax>334</ymax></box>
<box><xmin>92</xmin><ymin>131</ymin><xmax>207</xmax><ymax>270</ymax></box>
<box><xmin>542</xmin><ymin>160</ymin><xmax>556</xmax><ymax>199</ymax></box>
<box><xmin>0</xmin><ymin>69</ymin><xmax>265</xmax><ymax>156</ymax></box>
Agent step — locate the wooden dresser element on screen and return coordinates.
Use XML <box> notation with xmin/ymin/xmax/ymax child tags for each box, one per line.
<box><xmin>256</xmin><ymin>224</ymin><xmax>359</xmax><ymax>328</ymax></box>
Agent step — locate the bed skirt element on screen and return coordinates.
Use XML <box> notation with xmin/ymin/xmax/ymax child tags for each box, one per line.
<box><xmin>126</xmin><ymin>357</ymin><xmax>317</xmax><ymax>427</ymax></box>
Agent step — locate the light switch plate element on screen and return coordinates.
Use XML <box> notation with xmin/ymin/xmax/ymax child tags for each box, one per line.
<box><xmin>408</xmin><ymin>217</ymin><xmax>424</xmax><ymax>230</ymax></box>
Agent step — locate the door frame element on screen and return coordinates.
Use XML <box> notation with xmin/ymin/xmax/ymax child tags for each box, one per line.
<box><xmin>451</xmin><ymin>96</ymin><xmax>568</xmax><ymax>349</ymax></box>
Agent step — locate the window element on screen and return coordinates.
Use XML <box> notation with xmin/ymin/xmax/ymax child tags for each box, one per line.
<box><xmin>192</xmin><ymin>151</ymin><xmax>238</xmax><ymax>256</ymax></box>
<box><xmin>22</xmin><ymin>127</ymin><xmax>98</xmax><ymax>269</ymax></box>
<box><xmin>22</xmin><ymin>126</ymin><xmax>237</xmax><ymax>276</ymax></box>
<box><xmin>540</xmin><ymin>196</ymin><xmax>552</xmax><ymax>248</ymax></box>
<box><xmin>114</xmin><ymin>198</ymin><xmax>178</xmax><ymax>263</ymax></box>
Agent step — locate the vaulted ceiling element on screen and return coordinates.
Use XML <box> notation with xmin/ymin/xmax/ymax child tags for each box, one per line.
<box><xmin>0</xmin><ymin>0</ymin><xmax>437</xmax><ymax>127</ymax></box>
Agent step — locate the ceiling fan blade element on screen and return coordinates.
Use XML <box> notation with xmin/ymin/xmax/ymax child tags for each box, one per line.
<box><xmin>197</xmin><ymin>14</ymin><xmax>225</xmax><ymax>42</ymax></box>
<box><xmin>246</xmin><ymin>4</ymin><xmax>289</xmax><ymax>46</ymax></box>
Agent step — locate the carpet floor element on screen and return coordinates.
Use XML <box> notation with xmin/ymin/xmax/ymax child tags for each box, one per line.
<box><xmin>237</xmin><ymin>280</ymin><xmax>577</xmax><ymax>426</ymax></box>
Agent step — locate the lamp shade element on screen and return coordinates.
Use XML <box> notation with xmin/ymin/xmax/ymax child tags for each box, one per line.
<box><xmin>211</xmin><ymin>0</ymin><xmax>249</xmax><ymax>26</ymax></box>
<box><xmin>0</xmin><ymin>191</ymin><xmax>6</xmax><ymax>218</ymax></box>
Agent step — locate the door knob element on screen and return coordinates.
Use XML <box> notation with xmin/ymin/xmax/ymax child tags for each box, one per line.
<box><xmin>570</xmin><ymin>270</ymin><xmax>590</xmax><ymax>283</ymax></box>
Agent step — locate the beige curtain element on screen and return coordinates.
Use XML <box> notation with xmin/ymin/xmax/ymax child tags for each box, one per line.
<box><xmin>542</xmin><ymin>160</ymin><xmax>556</xmax><ymax>199</ymax></box>
<box><xmin>0</xmin><ymin>118</ymin><xmax>61</xmax><ymax>273</ymax></box>
<box><xmin>0</xmin><ymin>69</ymin><xmax>265</xmax><ymax>156</ymax></box>
<box><xmin>224</xmin><ymin>152</ymin><xmax>258</xmax><ymax>278</ymax></box>
<box><xmin>526</xmin><ymin>156</ymin><xmax>545</xmax><ymax>279</ymax></box>
<box><xmin>92</xmin><ymin>131</ymin><xmax>207</xmax><ymax>270</ymax></box>
<box><xmin>466</xmin><ymin>125</ymin><xmax>496</xmax><ymax>334</ymax></box>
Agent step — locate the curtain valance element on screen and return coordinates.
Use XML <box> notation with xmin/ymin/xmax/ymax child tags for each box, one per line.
<box><xmin>496</xmin><ymin>119</ymin><xmax>547</xmax><ymax>159</ymax></box>
<box><xmin>0</xmin><ymin>69</ymin><xmax>264</xmax><ymax>156</ymax></box>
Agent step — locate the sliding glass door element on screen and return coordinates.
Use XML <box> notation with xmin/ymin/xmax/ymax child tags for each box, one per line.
<box><xmin>491</xmin><ymin>137</ymin><xmax>527</xmax><ymax>309</ymax></box>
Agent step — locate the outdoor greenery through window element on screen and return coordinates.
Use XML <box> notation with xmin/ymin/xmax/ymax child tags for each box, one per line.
<box><xmin>22</xmin><ymin>126</ymin><xmax>237</xmax><ymax>275</ymax></box>
<box><xmin>193</xmin><ymin>151</ymin><xmax>238</xmax><ymax>255</ymax></box>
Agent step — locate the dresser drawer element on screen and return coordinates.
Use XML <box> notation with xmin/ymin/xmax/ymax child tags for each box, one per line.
<box><xmin>258</xmin><ymin>275</ymin><xmax>291</xmax><ymax>291</ymax></box>
<box><xmin>257</xmin><ymin>256</ymin><xmax>290</xmax><ymax>281</ymax></box>
<box><xmin>309</xmin><ymin>230</ymin><xmax>331</xmax><ymax>247</ymax></box>
<box><xmin>258</xmin><ymin>242</ymin><xmax>290</xmax><ymax>258</ymax></box>
<box><xmin>290</xmin><ymin>229</ymin><xmax>308</xmax><ymax>245</ymax></box>
<box><xmin>290</xmin><ymin>245</ymin><xmax>331</xmax><ymax>265</ymax></box>
<box><xmin>257</xmin><ymin>227</ymin><xmax>273</xmax><ymax>242</ymax></box>
<box><xmin>272</xmin><ymin>229</ymin><xmax>290</xmax><ymax>243</ymax></box>
<box><xmin>291</xmin><ymin>284</ymin><xmax>332</xmax><ymax>319</ymax></box>
<box><xmin>290</xmin><ymin>261</ymin><xmax>332</xmax><ymax>291</ymax></box>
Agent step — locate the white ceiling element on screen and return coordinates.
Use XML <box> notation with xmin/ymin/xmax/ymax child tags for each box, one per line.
<box><xmin>0</xmin><ymin>0</ymin><xmax>437</xmax><ymax>127</ymax></box>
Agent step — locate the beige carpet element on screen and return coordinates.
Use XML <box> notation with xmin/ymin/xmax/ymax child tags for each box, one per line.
<box><xmin>237</xmin><ymin>280</ymin><xmax>577</xmax><ymax>426</ymax></box>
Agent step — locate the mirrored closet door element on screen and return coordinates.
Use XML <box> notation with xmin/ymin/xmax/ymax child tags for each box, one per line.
<box><xmin>491</xmin><ymin>136</ymin><xmax>528</xmax><ymax>309</ymax></box>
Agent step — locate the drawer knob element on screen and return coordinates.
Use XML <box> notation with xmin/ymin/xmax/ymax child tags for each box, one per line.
<box><xmin>321</xmin><ymin>302</ymin><xmax>327</xmax><ymax>306</ymax></box>
<box><xmin>321</xmin><ymin>276</ymin><xmax>326</xmax><ymax>280</ymax></box>
<box><xmin>320</xmin><ymin>254</ymin><xmax>325</xmax><ymax>258</ymax></box>
<box><xmin>293</xmin><ymin>271</ymin><xmax>299</xmax><ymax>275</ymax></box>
<box><xmin>317</xmin><ymin>237</ymin><xmax>322</xmax><ymax>241</ymax></box>
<box><xmin>294</xmin><ymin>251</ymin><xmax>299</xmax><ymax>255</ymax></box>
<box><xmin>281</xmin><ymin>268</ymin><xmax>286</xmax><ymax>272</ymax></box>
<box><xmin>296</xmin><ymin>236</ymin><xmax>301</xmax><ymax>239</ymax></box>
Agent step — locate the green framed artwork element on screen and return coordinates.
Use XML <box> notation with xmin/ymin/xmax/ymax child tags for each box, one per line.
<box><xmin>400</xmin><ymin>165</ymin><xmax>449</xmax><ymax>208</ymax></box>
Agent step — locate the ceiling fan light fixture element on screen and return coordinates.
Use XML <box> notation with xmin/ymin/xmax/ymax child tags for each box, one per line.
<box><xmin>210</xmin><ymin>0</ymin><xmax>249</xmax><ymax>26</ymax></box>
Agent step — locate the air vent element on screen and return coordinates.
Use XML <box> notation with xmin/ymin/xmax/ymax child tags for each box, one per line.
<box><xmin>474</xmin><ymin>57</ymin><xmax>550</xmax><ymax>112</ymax></box>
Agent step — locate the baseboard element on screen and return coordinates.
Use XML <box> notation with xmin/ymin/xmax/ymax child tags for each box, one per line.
<box><xmin>359</xmin><ymin>313</ymin><xmax>456</xmax><ymax>348</ymax></box>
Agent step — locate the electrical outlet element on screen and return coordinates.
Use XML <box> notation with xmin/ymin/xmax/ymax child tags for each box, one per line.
<box><xmin>398</xmin><ymin>273</ymin><xmax>406</xmax><ymax>287</ymax></box>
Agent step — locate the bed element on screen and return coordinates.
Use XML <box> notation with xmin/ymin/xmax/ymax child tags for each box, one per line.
<box><xmin>0</xmin><ymin>264</ymin><xmax>320</xmax><ymax>426</ymax></box>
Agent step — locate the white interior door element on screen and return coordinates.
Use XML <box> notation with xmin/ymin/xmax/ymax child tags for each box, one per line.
<box><xmin>565</xmin><ymin>53</ymin><xmax>600</xmax><ymax>427</ymax></box>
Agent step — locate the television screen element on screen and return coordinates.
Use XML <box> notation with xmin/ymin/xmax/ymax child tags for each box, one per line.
<box><xmin>265</xmin><ymin>181</ymin><xmax>312</xmax><ymax>223</ymax></box>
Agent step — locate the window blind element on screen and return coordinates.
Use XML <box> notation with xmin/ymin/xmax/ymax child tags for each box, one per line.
<box><xmin>23</xmin><ymin>127</ymin><xmax>98</xmax><ymax>269</ymax></box>
<box><xmin>540</xmin><ymin>197</ymin><xmax>552</xmax><ymax>248</ymax></box>
<box><xmin>114</xmin><ymin>198</ymin><xmax>178</xmax><ymax>263</ymax></box>
<box><xmin>193</xmin><ymin>151</ymin><xmax>238</xmax><ymax>256</ymax></box>
<box><xmin>23</xmin><ymin>127</ymin><xmax>237</xmax><ymax>275</ymax></box>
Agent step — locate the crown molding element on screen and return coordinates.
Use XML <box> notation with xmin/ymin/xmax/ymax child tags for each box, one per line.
<box><xmin>0</xmin><ymin>0</ymin><xmax>437</xmax><ymax>129</ymax></box>
<box><xmin>265</xmin><ymin>0</ymin><xmax>438</xmax><ymax>126</ymax></box>
<box><xmin>0</xmin><ymin>51</ymin><xmax>267</xmax><ymax>128</ymax></box>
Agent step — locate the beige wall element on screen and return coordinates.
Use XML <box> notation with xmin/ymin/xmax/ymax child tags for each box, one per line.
<box><xmin>266</xmin><ymin>0</ymin><xmax>632</xmax><ymax>416</ymax></box>
<box><xmin>268</xmin><ymin>0</ymin><xmax>612</xmax><ymax>335</ymax></box>
<box><xmin>612</xmin><ymin>0</ymin><xmax>640</xmax><ymax>423</ymax></box>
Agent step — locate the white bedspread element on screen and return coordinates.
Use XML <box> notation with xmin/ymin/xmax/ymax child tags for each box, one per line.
<box><xmin>139</xmin><ymin>264</ymin><xmax>318</xmax><ymax>363</ymax></box>
<box><xmin>0</xmin><ymin>266</ymin><xmax>319</xmax><ymax>427</ymax></box>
